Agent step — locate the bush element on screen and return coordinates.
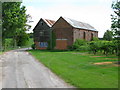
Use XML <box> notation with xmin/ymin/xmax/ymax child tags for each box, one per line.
<box><xmin>16</xmin><ymin>31</ymin><xmax>29</xmax><ymax>46</ymax></box>
<box><xmin>101</xmin><ymin>40</ymin><xmax>119</xmax><ymax>56</ymax></box>
<box><xmin>4</xmin><ymin>38</ymin><xmax>14</xmax><ymax>50</ymax></box>
<box><xmin>69</xmin><ymin>39</ymin><xmax>89</xmax><ymax>51</ymax></box>
<box><xmin>88</xmin><ymin>40</ymin><xmax>118</xmax><ymax>56</ymax></box>
<box><xmin>92</xmin><ymin>37</ymin><xmax>99</xmax><ymax>41</ymax></box>
<box><xmin>73</xmin><ymin>39</ymin><xmax>87</xmax><ymax>49</ymax></box>
<box><xmin>31</xmin><ymin>44</ymin><xmax>35</xmax><ymax>49</ymax></box>
<box><xmin>67</xmin><ymin>46</ymin><xmax>74</xmax><ymax>51</ymax></box>
<box><xmin>89</xmin><ymin>41</ymin><xmax>100</xmax><ymax>54</ymax></box>
<box><xmin>69</xmin><ymin>38</ymin><xmax>118</xmax><ymax>56</ymax></box>
<box><xmin>75</xmin><ymin>45</ymin><xmax>89</xmax><ymax>51</ymax></box>
<box><xmin>112</xmin><ymin>40</ymin><xmax>119</xmax><ymax>55</ymax></box>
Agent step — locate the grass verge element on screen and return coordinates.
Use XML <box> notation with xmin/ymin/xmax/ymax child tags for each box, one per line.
<box><xmin>28</xmin><ymin>50</ymin><xmax>118</xmax><ymax>88</ymax></box>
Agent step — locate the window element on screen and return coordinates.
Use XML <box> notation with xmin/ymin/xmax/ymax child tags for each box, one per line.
<box><xmin>91</xmin><ymin>33</ymin><xmax>93</xmax><ymax>40</ymax></box>
<box><xmin>39</xmin><ymin>31</ymin><xmax>44</xmax><ymax>36</ymax></box>
<box><xmin>40</xmin><ymin>21</ymin><xmax>43</xmax><ymax>25</ymax></box>
<box><xmin>79</xmin><ymin>33</ymin><xmax>80</xmax><ymax>36</ymax></box>
<box><xmin>39</xmin><ymin>42</ymin><xmax>48</xmax><ymax>47</ymax></box>
<box><xmin>83</xmin><ymin>32</ymin><xmax>86</xmax><ymax>40</ymax></box>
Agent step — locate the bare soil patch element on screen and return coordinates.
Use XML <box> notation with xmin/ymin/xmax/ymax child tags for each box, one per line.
<box><xmin>94</xmin><ymin>61</ymin><xmax>120</xmax><ymax>67</ymax></box>
<box><xmin>94</xmin><ymin>62</ymin><xmax>113</xmax><ymax>65</ymax></box>
<box><xmin>91</xmin><ymin>56</ymin><xmax>105</xmax><ymax>57</ymax></box>
<box><xmin>105</xmin><ymin>58</ymin><xmax>118</xmax><ymax>60</ymax></box>
<box><xmin>72</xmin><ymin>53</ymin><xmax>85</xmax><ymax>55</ymax></box>
<box><xmin>113</xmin><ymin>64</ymin><xmax>120</xmax><ymax>67</ymax></box>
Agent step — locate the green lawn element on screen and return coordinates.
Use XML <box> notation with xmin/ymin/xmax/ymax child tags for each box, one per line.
<box><xmin>28</xmin><ymin>50</ymin><xmax>118</xmax><ymax>88</ymax></box>
<box><xmin>0</xmin><ymin>52</ymin><xmax>2</xmax><ymax>55</ymax></box>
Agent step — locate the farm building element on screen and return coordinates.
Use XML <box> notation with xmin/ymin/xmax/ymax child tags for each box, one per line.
<box><xmin>33</xmin><ymin>18</ymin><xmax>55</xmax><ymax>49</ymax></box>
<box><xmin>52</xmin><ymin>17</ymin><xmax>98</xmax><ymax>50</ymax></box>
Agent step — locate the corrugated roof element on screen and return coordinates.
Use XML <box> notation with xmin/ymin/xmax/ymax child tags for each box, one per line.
<box><xmin>62</xmin><ymin>17</ymin><xmax>97</xmax><ymax>31</ymax></box>
<box><xmin>33</xmin><ymin>18</ymin><xmax>55</xmax><ymax>31</ymax></box>
<box><xmin>43</xmin><ymin>19</ymin><xmax>55</xmax><ymax>27</ymax></box>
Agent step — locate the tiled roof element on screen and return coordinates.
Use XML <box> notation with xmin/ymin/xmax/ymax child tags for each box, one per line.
<box><xmin>62</xmin><ymin>17</ymin><xmax>97</xmax><ymax>31</ymax></box>
<box><xmin>43</xmin><ymin>19</ymin><xmax>55</xmax><ymax>27</ymax></box>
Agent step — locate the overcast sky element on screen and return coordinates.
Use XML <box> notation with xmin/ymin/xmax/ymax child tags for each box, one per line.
<box><xmin>22</xmin><ymin>0</ymin><xmax>115</xmax><ymax>38</ymax></box>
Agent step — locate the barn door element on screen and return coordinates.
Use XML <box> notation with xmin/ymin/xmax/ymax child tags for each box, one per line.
<box><xmin>56</xmin><ymin>39</ymin><xmax>67</xmax><ymax>50</ymax></box>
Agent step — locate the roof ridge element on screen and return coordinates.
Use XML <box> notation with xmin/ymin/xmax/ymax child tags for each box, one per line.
<box><xmin>42</xmin><ymin>18</ymin><xmax>55</xmax><ymax>27</ymax></box>
<box><xmin>45</xmin><ymin>19</ymin><xmax>55</xmax><ymax>21</ymax></box>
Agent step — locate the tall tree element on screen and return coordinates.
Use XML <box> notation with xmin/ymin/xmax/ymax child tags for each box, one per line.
<box><xmin>111</xmin><ymin>0</ymin><xmax>120</xmax><ymax>64</ymax></box>
<box><xmin>103</xmin><ymin>30</ymin><xmax>113</xmax><ymax>41</ymax></box>
<box><xmin>2</xmin><ymin>2</ymin><xmax>31</xmax><ymax>47</ymax></box>
<box><xmin>111</xmin><ymin>0</ymin><xmax>120</xmax><ymax>36</ymax></box>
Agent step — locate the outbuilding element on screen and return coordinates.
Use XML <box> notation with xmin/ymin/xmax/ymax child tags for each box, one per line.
<box><xmin>33</xmin><ymin>18</ymin><xmax>55</xmax><ymax>49</ymax></box>
<box><xmin>52</xmin><ymin>17</ymin><xmax>98</xmax><ymax>50</ymax></box>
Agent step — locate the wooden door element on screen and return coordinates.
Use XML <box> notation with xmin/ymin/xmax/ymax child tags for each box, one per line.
<box><xmin>56</xmin><ymin>39</ymin><xmax>67</xmax><ymax>50</ymax></box>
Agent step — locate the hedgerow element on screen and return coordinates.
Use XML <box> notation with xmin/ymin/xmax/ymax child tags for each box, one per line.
<box><xmin>69</xmin><ymin>38</ymin><xmax>119</xmax><ymax>56</ymax></box>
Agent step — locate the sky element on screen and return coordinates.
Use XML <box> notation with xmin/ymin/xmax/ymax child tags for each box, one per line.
<box><xmin>22</xmin><ymin>0</ymin><xmax>115</xmax><ymax>38</ymax></box>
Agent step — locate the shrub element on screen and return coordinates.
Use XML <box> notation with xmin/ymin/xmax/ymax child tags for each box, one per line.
<box><xmin>112</xmin><ymin>40</ymin><xmax>119</xmax><ymax>55</ymax></box>
<box><xmin>70</xmin><ymin>38</ymin><xmax>118</xmax><ymax>56</ymax></box>
<box><xmin>100</xmin><ymin>41</ymin><xmax>111</xmax><ymax>56</ymax></box>
<box><xmin>75</xmin><ymin>45</ymin><xmax>89</xmax><ymax>51</ymax></box>
<box><xmin>4</xmin><ymin>38</ymin><xmax>14</xmax><ymax>50</ymax></box>
<box><xmin>16</xmin><ymin>32</ymin><xmax>29</xmax><ymax>46</ymax></box>
<box><xmin>89</xmin><ymin>41</ymin><xmax>100</xmax><ymax>54</ymax></box>
<box><xmin>89</xmin><ymin>40</ymin><xmax>118</xmax><ymax>56</ymax></box>
<box><xmin>31</xmin><ymin>44</ymin><xmax>35</xmax><ymax>49</ymax></box>
<box><xmin>73</xmin><ymin>39</ymin><xmax>87</xmax><ymax>49</ymax></box>
<box><xmin>67</xmin><ymin>46</ymin><xmax>74</xmax><ymax>51</ymax></box>
<box><xmin>92</xmin><ymin>37</ymin><xmax>99</xmax><ymax>41</ymax></box>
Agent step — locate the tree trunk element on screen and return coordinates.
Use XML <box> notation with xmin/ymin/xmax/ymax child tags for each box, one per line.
<box><xmin>13</xmin><ymin>36</ymin><xmax>17</xmax><ymax>48</ymax></box>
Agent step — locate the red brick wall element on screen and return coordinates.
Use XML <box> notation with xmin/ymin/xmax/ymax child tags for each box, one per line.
<box><xmin>73</xmin><ymin>28</ymin><xmax>98</xmax><ymax>42</ymax></box>
<box><xmin>53</xmin><ymin>17</ymin><xmax>73</xmax><ymax>49</ymax></box>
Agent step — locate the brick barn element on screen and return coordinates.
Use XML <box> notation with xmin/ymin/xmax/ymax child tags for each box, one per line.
<box><xmin>33</xmin><ymin>18</ymin><xmax>55</xmax><ymax>49</ymax></box>
<box><xmin>52</xmin><ymin>17</ymin><xmax>98</xmax><ymax>50</ymax></box>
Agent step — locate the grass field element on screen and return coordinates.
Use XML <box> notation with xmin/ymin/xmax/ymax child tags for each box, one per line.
<box><xmin>0</xmin><ymin>52</ymin><xmax>2</xmax><ymax>55</ymax></box>
<box><xmin>28</xmin><ymin>50</ymin><xmax>118</xmax><ymax>88</ymax></box>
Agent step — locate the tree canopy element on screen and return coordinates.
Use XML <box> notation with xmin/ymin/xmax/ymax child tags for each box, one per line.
<box><xmin>2</xmin><ymin>2</ymin><xmax>31</xmax><ymax>47</ymax></box>
<box><xmin>111</xmin><ymin>0</ymin><xmax>120</xmax><ymax>64</ymax></box>
<box><xmin>103</xmin><ymin>30</ymin><xmax>113</xmax><ymax>41</ymax></box>
<box><xmin>111</xmin><ymin>1</ymin><xmax>120</xmax><ymax>36</ymax></box>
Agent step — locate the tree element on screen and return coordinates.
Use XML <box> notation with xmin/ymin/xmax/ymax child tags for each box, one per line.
<box><xmin>111</xmin><ymin>1</ymin><xmax>120</xmax><ymax>36</ymax></box>
<box><xmin>103</xmin><ymin>30</ymin><xmax>113</xmax><ymax>41</ymax></box>
<box><xmin>2</xmin><ymin>2</ymin><xmax>31</xmax><ymax>48</ymax></box>
<box><xmin>111</xmin><ymin>0</ymin><xmax>120</xmax><ymax>64</ymax></box>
